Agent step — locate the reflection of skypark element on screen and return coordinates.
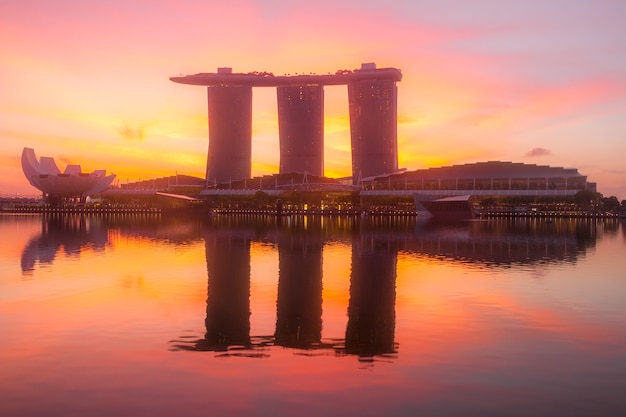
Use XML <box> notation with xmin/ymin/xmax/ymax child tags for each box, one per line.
<box><xmin>168</xmin><ymin>334</ymin><xmax>398</xmax><ymax>362</ymax></box>
<box><xmin>168</xmin><ymin>334</ymin><xmax>274</xmax><ymax>358</ymax></box>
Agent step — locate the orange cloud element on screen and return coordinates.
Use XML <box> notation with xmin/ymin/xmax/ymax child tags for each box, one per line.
<box><xmin>526</xmin><ymin>147</ymin><xmax>551</xmax><ymax>157</ymax></box>
<box><xmin>115</xmin><ymin>122</ymin><xmax>150</xmax><ymax>142</ymax></box>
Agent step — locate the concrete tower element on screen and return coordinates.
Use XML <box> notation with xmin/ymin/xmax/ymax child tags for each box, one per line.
<box><xmin>348</xmin><ymin>63</ymin><xmax>399</xmax><ymax>184</ymax></box>
<box><xmin>206</xmin><ymin>69</ymin><xmax>253</xmax><ymax>184</ymax></box>
<box><xmin>277</xmin><ymin>84</ymin><xmax>324</xmax><ymax>176</ymax></box>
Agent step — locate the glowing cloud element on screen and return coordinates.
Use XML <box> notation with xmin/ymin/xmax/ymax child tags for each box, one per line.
<box><xmin>525</xmin><ymin>147</ymin><xmax>551</xmax><ymax>157</ymax></box>
<box><xmin>115</xmin><ymin>122</ymin><xmax>149</xmax><ymax>142</ymax></box>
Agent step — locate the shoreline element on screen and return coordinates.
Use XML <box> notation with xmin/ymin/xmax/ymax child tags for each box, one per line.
<box><xmin>1</xmin><ymin>205</ymin><xmax>624</xmax><ymax>219</ymax></box>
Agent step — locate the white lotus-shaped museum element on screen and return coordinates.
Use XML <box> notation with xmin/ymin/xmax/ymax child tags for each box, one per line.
<box><xmin>21</xmin><ymin>147</ymin><xmax>116</xmax><ymax>197</ymax></box>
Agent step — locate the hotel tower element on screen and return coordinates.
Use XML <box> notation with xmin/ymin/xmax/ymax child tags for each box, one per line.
<box><xmin>171</xmin><ymin>63</ymin><xmax>402</xmax><ymax>185</ymax></box>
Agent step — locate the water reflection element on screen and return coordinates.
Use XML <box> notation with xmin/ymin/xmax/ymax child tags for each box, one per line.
<box><xmin>20</xmin><ymin>215</ymin><xmax>604</xmax><ymax>273</ymax></box>
<box><xmin>201</xmin><ymin>226</ymin><xmax>257</xmax><ymax>355</ymax></box>
<box><xmin>167</xmin><ymin>216</ymin><xmax>602</xmax><ymax>361</ymax></box>
<box><xmin>6</xmin><ymin>214</ymin><xmax>624</xmax><ymax>415</ymax></box>
<box><xmin>19</xmin><ymin>214</ymin><xmax>205</xmax><ymax>274</ymax></box>
<box><xmin>18</xmin><ymin>214</ymin><xmax>608</xmax><ymax>362</ymax></box>
<box><xmin>20</xmin><ymin>214</ymin><xmax>109</xmax><ymax>273</ymax></box>
<box><xmin>274</xmin><ymin>225</ymin><xmax>323</xmax><ymax>349</ymax></box>
<box><xmin>169</xmin><ymin>217</ymin><xmax>400</xmax><ymax>362</ymax></box>
<box><xmin>345</xmin><ymin>229</ymin><xmax>398</xmax><ymax>360</ymax></box>
<box><xmin>410</xmin><ymin>218</ymin><xmax>598</xmax><ymax>267</ymax></box>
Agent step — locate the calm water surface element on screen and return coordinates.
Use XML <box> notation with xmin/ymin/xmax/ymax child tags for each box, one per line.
<box><xmin>1</xmin><ymin>214</ymin><xmax>625</xmax><ymax>416</ymax></box>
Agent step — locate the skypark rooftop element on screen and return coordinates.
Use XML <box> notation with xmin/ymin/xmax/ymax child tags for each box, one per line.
<box><xmin>170</xmin><ymin>63</ymin><xmax>402</xmax><ymax>87</ymax></box>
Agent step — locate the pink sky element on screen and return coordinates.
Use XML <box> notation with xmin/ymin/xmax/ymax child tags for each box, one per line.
<box><xmin>1</xmin><ymin>0</ymin><xmax>625</xmax><ymax>198</ymax></box>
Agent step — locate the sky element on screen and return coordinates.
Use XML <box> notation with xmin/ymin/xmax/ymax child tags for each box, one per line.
<box><xmin>1</xmin><ymin>0</ymin><xmax>625</xmax><ymax>198</ymax></box>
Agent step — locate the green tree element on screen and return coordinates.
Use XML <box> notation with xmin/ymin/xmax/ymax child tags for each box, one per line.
<box><xmin>601</xmin><ymin>196</ymin><xmax>620</xmax><ymax>211</ymax></box>
<box><xmin>254</xmin><ymin>190</ymin><xmax>270</xmax><ymax>208</ymax></box>
<box><xmin>574</xmin><ymin>190</ymin><xmax>597</xmax><ymax>208</ymax></box>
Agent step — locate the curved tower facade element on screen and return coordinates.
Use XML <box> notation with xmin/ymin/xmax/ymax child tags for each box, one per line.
<box><xmin>348</xmin><ymin>76</ymin><xmax>398</xmax><ymax>183</ymax></box>
<box><xmin>277</xmin><ymin>84</ymin><xmax>324</xmax><ymax>176</ymax></box>
<box><xmin>207</xmin><ymin>84</ymin><xmax>253</xmax><ymax>184</ymax></box>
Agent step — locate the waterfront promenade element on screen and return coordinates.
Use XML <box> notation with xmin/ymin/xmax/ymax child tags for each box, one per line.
<box><xmin>1</xmin><ymin>203</ymin><xmax>623</xmax><ymax>219</ymax></box>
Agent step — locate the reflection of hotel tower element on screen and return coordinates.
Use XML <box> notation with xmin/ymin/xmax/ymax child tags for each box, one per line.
<box><xmin>275</xmin><ymin>229</ymin><xmax>323</xmax><ymax>348</ymax></box>
<box><xmin>168</xmin><ymin>218</ymin><xmax>599</xmax><ymax>356</ymax></box>
<box><xmin>203</xmin><ymin>230</ymin><xmax>252</xmax><ymax>350</ymax></box>
<box><xmin>170</xmin><ymin>221</ymin><xmax>399</xmax><ymax>358</ymax></box>
<box><xmin>346</xmin><ymin>231</ymin><xmax>397</xmax><ymax>356</ymax></box>
<box><xmin>170</xmin><ymin>63</ymin><xmax>402</xmax><ymax>184</ymax></box>
<box><xmin>195</xmin><ymin>224</ymin><xmax>326</xmax><ymax>352</ymax></box>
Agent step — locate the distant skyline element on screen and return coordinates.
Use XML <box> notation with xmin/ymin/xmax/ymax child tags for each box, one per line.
<box><xmin>1</xmin><ymin>0</ymin><xmax>625</xmax><ymax>197</ymax></box>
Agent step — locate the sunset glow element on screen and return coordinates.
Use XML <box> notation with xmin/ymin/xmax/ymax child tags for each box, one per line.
<box><xmin>2</xmin><ymin>0</ymin><xmax>625</xmax><ymax>197</ymax></box>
